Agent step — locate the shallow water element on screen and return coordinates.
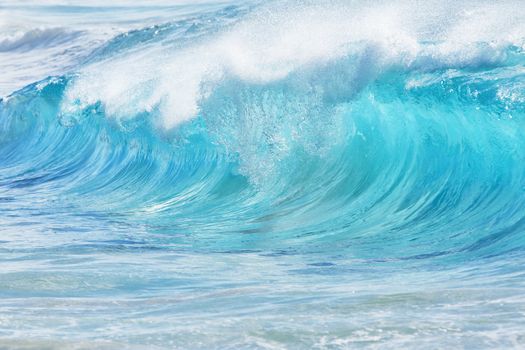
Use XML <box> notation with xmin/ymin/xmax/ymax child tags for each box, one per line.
<box><xmin>1</xmin><ymin>0</ymin><xmax>525</xmax><ymax>348</ymax></box>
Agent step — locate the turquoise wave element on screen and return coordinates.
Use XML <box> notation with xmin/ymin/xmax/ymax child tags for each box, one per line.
<box><xmin>1</xmin><ymin>1</ymin><xmax>525</xmax><ymax>348</ymax></box>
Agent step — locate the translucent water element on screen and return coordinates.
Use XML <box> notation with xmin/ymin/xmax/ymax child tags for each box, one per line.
<box><xmin>1</xmin><ymin>0</ymin><xmax>525</xmax><ymax>348</ymax></box>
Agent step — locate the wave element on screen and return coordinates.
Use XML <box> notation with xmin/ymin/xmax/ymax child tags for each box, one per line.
<box><xmin>1</xmin><ymin>0</ymin><xmax>525</xmax><ymax>261</ymax></box>
<box><xmin>0</xmin><ymin>28</ymin><xmax>83</xmax><ymax>52</ymax></box>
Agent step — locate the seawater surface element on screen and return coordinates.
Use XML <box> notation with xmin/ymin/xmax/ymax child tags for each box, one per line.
<box><xmin>1</xmin><ymin>0</ymin><xmax>525</xmax><ymax>348</ymax></box>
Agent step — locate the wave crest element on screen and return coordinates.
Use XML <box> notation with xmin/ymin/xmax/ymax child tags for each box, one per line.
<box><xmin>59</xmin><ymin>0</ymin><xmax>525</xmax><ymax>129</ymax></box>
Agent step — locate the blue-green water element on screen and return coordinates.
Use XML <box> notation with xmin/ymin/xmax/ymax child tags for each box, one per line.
<box><xmin>1</xmin><ymin>0</ymin><xmax>525</xmax><ymax>348</ymax></box>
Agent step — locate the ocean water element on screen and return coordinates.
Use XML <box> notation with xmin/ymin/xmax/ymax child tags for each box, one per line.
<box><xmin>1</xmin><ymin>0</ymin><xmax>525</xmax><ymax>348</ymax></box>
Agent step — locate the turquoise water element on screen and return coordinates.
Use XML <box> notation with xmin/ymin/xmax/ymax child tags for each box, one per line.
<box><xmin>1</xmin><ymin>0</ymin><xmax>525</xmax><ymax>348</ymax></box>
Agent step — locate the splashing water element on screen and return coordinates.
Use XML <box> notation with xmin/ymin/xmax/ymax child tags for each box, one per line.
<box><xmin>1</xmin><ymin>0</ymin><xmax>525</xmax><ymax>348</ymax></box>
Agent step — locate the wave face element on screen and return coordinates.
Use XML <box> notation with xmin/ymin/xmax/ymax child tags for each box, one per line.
<box><xmin>1</xmin><ymin>0</ymin><xmax>525</xmax><ymax>348</ymax></box>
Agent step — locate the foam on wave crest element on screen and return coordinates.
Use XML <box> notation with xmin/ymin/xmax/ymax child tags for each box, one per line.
<box><xmin>60</xmin><ymin>0</ymin><xmax>525</xmax><ymax>129</ymax></box>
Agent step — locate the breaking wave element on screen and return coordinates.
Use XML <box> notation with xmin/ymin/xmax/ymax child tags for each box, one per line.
<box><xmin>1</xmin><ymin>1</ymin><xmax>525</xmax><ymax>347</ymax></box>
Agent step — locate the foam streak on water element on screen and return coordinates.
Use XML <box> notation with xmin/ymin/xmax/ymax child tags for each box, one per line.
<box><xmin>1</xmin><ymin>0</ymin><xmax>525</xmax><ymax>348</ymax></box>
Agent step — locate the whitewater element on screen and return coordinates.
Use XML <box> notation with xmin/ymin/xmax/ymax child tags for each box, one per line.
<box><xmin>1</xmin><ymin>0</ymin><xmax>525</xmax><ymax>348</ymax></box>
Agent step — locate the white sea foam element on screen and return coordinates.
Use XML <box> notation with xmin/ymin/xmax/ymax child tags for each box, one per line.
<box><xmin>59</xmin><ymin>0</ymin><xmax>525</xmax><ymax>129</ymax></box>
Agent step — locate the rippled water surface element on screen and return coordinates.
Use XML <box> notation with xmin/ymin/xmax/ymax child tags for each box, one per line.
<box><xmin>1</xmin><ymin>0</ymin><xmax>525</xmax><ymax>348</ymax></box>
